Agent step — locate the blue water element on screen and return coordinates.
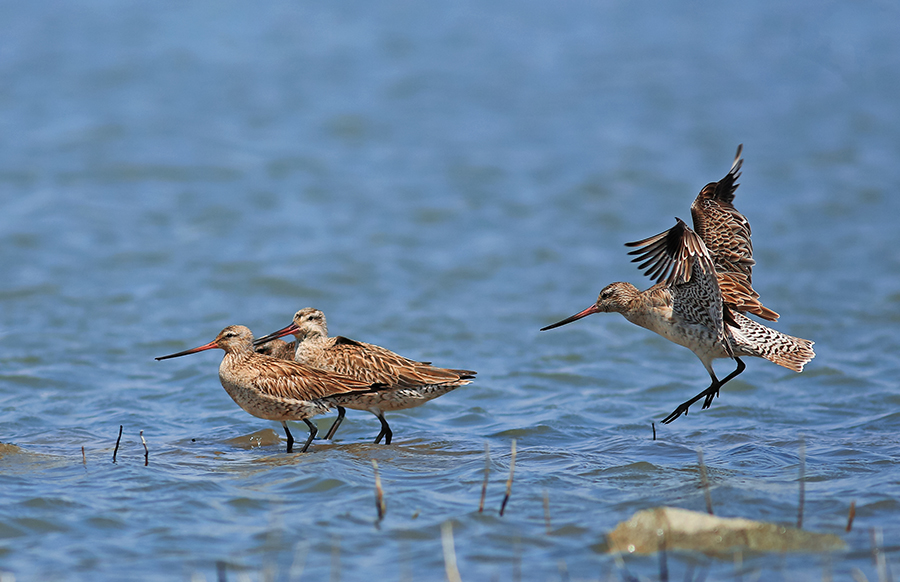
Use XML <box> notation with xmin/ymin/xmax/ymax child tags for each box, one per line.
<box><xmin>2</xmin><ymin>1</ymin><xmax>900</xmax><ymax>580</ymax></box>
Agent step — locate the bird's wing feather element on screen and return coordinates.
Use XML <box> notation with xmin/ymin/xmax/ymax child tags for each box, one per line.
<box><xmin>248</xmin><ymin>356</ymin><xmax>379</xmax><ymax>400</ymax></box>
<box><xmin>626</xmin><ymin>220</ymin><xmax>734</xmax><ymax>356</ymax></box>
<box><xmin>323</xmin><ymin>337</ymin><xmax>476</xmax><ymax>387</ymax></box>
<box><xmin>625</xmin><ymin>218</ymin><xmax>714</xmax><ymax>287</ymax></box>
<box><xmin>689</xmin><ymin>145</ymin><xmax>778</xmax><ymax>321</ymax></box>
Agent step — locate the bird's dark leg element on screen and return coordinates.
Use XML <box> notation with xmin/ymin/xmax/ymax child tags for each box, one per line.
<box><xmin>323</xmin><ymin>406</ymin><xmax>346</xmax><ymax>440</ymax></box>
<box><xmin>281</xmin><ymin>421</ymin><xmax>294</xmax><ymax>453</ymax></box>
<box><xmin>373</xmin><ymin>413</ymin><xmax>392</xmax><ymax>445</ymax></box>
<box><xmin>299</xmin><ymin>419</ymin><xmax>318</xmax><ymax>452</ymax></box>
<box><xmin>662</xmin><ymin>358</ymin><xmax>746</xmax><ymax>424</ymax></box>
<box><xmin>702</xmin><ymin>358</ymin><xmax>745</xmax><ymax>409</ymax></box>
<box><xmin>662</xmin><ymin>384</ymin><xmax>718</xmax><ymax>424</ymax></box>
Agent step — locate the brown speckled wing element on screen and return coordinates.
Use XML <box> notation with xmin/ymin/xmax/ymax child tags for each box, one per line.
<box><xmin>248</xmin><ymin>355</ymin><xmax>380</xmax><ymax>400</ymax></box>
<box><xmin>626</xmin><ymin>221</ymin><xmax>731</xmax><ymax>355</ymax></box>
<box><xmin>322</xmin><ymin>336</ymin><xmax>476</xmax><ymax>388</ymax></box>
<box><xmin>625</xmin><ymin>218</ymin><xmax>716</xmax><ymax>287</ymax></box>
<box><xmin>254</xmin><ymin>339</ymin><xmax>297</xmax><ymax>360</ymax></box>
<box><xmin>689</xmin><ymin>145</ymin><xmax>779</xmax><ymax>321</ymax></box>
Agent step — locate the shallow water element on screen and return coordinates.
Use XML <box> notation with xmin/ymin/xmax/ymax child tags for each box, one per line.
<box><xmin>2</xmin><ymin>1</ymin><xmax>900</xmax><ymax>580</ymax></box>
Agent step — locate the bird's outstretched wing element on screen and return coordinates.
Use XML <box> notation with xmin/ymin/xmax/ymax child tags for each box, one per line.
<box><xmin>689</xmin><ymin>145</ymin><xmax>778</xmax><ymax>321</ymax></box>
<box><xmin>626</xmin><ymin>220</ymin><xmax>732</xmax><ymax>355</ymax></box>
<box><xmin>625</xmin><ymin>218</ymin><xmax>714</xmax><ymax>287</ymax></box>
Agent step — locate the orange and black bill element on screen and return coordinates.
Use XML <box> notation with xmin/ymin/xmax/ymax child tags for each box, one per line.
<box><xmin>252</xmin><ymin>323</ymin><xmax>300</xmax><ymax>346</ymax></box>
<box><xmin>155</xmin><ymin>339</ymin><xmax>219</xmax><ymax>361</ymax></box>
<box><xmin>540</xmin><ymin>304</ymin><xmax>602</xmax><ymax>332</ymax></box>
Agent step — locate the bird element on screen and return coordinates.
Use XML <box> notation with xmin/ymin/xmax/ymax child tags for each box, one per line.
<box><xmin>156</xmin><ymin>325</ymin><xmax>385</xmax><ymax>452</ymax></box>
<box><xmin>252</xmin><ymin>308</ymin><xmax>476</xmax><ymax>444</ymax></box>
<box><xmin>541</xmin><ymin>145</ymin><xmax>814</xmax><ymax>423</ymax></box>
<box><xmin>254</xmin><ymin>338</ymin><xmax>296</xmax><ymax>360</ymax></box>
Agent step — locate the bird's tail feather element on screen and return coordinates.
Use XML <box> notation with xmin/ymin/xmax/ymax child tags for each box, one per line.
<box><xmin>728</xmin><ymin>312</ymin><xmax>815</xmax><ymax>372</ymax></box>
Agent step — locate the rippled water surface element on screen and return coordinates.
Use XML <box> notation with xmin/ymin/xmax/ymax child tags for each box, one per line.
<box><xmin>2</xmin><ymin>1</ymin><xmax>900</xmax><ymax>580</ymax></box>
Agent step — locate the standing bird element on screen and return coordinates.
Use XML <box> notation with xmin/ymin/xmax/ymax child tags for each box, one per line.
<box><xmin>156</xmin><ymin>325</ymin><xmax>384</xmax><ymax>452</ymax></box>
<box><xmin>253</xmin><ymin>308</ymin><xmax>476</xmax><ymax>444</ymax></box>
<box><xmin>541</xmin><ymin>145</ymin><xmax>814</xmax><ymax>423</ymax></box>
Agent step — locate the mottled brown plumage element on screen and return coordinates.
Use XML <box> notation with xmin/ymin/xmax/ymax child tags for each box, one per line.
<box><xmin>254</xmin><ymin>338</ymin><xmax>296</xmax><ymax>360</ymax></box>
<box><xmin>156</xmin><ymin>325</ymin><xmax>383</xmax><ymax>452</ymax></box>
<box><xmin>254</xmin><ymin>308</ymin><xmax>476</xmax><ymax>444</ymax></box>
<box><xmin>628</xmin><ymin>145</ymin><xmax>778</xmax><ymax>321</ymax></box>
<box><xmin>542</xmin><ymin>145</ymin><xmax>814</xmax><ymax>423</ymax></box>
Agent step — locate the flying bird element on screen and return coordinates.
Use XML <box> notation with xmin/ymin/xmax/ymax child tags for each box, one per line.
<box><xmin>541</xmin><ymin>145</ymin><xmax>814</xmax><ymax>423</ymax></box>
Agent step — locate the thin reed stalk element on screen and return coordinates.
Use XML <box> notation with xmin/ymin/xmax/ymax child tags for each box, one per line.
<box><xmin>441</xmin><ymin>522</ymin><xmax>463</xmax><ymax>582</ymax></box>
<box><xmin>542</xmin><ymin>489</ymin><xmax>552</xmax><ymax>534</ymax></box>
<box><xmin>657</xmin><ymin>530</ymin><xmax>668</xmax><ymax>582</ymax></box>
<box><xmin>797</xmin><ymin>436</ymin><xmax>806</xmax><ymax>529</ymax></box>
<box><xmin>372</xmin><ymin>460</ymin><xmax>386</xmax><ymax>525</ymax></box>
<box><xmin>871</xmin><ymin>528</ymin><xmax>889</xmax><ymax>582</ymax></box>
<box><xmin>288</xmin><ymin>540</ymin><xmax>309</xmax><ymax>582</ymax></box>
<box><xmin>846</xmin><ymin>500</ymin><xmax>856</xmax><ymax>533</ymax></box>
<box><xmin>112</xmin><ymin>425</ymin><xmax>123</xmax><ymax>463</ymax></box>
<box><xmin>697</xmin><ymin>448</ymin><xmax>713</xmax><ymax>515</ymax></box>
<box><xmin>499</xmin><ymin>439</ymin><xmax>517</xmax><ymax>517</ymax></box>
<box><xmin>478</xmin><ymin>443</ymin><xmax>490</xmax><ymax>513</ymax></box>
<box><xmin>330</xmin><ymin>534</ymin><xmax>341</xmax><ymax>582</ymax></box>
<box><xmin>140</xmin><ymin>430</ymin><xmax>149</xmax><ymax>467</ymax></box>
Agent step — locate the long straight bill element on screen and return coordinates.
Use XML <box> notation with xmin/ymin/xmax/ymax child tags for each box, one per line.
<box><xmin>252</xmin><ymin>322</ymin><xmax>300</xmax><ymax>346</ymax></box>
<box><xmin>540</xmin><ymin>304</ymin><xmax>601</xmax><ymax>331</ymax></box>
<box><xmin>155</xmin><ymin>340</ymin><xmax>219</xmax><ymax>360</ymax></box>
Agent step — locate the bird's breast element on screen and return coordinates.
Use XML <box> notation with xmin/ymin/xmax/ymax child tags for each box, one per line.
<box><xmin>623</xmin><ymin>305</ymin><xmax>721</xmax><ymax>353</ymax></box>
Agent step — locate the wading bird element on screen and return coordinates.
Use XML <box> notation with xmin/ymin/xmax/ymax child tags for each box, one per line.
<box><xmin>156</xmin><ymin>325</ymin><xmax>384</xmax><ymax>452</ymax></box>
<box><xmin>541</xmin><ymin>146</ymin><xmax>814</xmax><ymax>423</ymax></box>
<box><xmin>254</xmin><ymin>308</ymin><xmax>476</xmax><ymax>444</ymax></box>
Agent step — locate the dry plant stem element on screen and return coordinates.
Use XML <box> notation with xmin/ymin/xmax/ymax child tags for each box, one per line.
<box><xmin>543</xmin><ymin>489</ymin><xmax>552</xmax><ymax>534</ymax></box>
<box><xmin>372</xmin><ymin>460</ymin><xmax>386</xmax><ymax>524</ymax></box>
<box><xmin>81</xmin><ymin>446</ymin><xmax>86</xmax><ymax>465</ymax></box>
<box><xmin>652</xmin><ymin>422</ymin><xmax>656</xmax><ymax>441</ymax></box>
<box><xmin>822</xmin><ymin>555</ymin><xmax>834</xmax><ymax>582</ymax></box>
<box><xmin>697</xmin><ymin>448</ymin><xmax>713</xmax><ymax>515</ymax></box>
<box><xmin>478</xmin><ymin>442</ymin><xmax>490</xmax><ymax>513</ymax></box>
<box><xmin>441</xmin><ymin>522</ymin><xmax>463</xmax><ymax>582</ymax></box>
<box><xmin>871</xmin><ymin>528</ymin><xmax>888</xmax><ymax>582</ymax></box>
<box><xmin>112</xmin><ymin>425</ymin><xmax>123</xmax><ymax>463</ymax></box>
<box><xmin>657</xmin><ymin>530</ymin><xmax>668</xmax><ymax>582</ymax></box>
<box><xmin>330</xmin><ymin>534</ymin><xmax>341</xmax><ymax>582</ymax></box>
<box><xmin>797</xmin><ymin>436</ymin><xmax>806</xmax><ymax>529</ymax></box>
<box><xmin>611</xmin><ymin>552</ymin><xmax>637</xmax><ymax>582</ymax></box>
<box><xmin>499</xmin><ymin>439</ymin><xmax>517</xmax><ymax>517</ymax></box>
<box><xmin>399</xmin><ymin>540</ymin><xmax>413</xmax><ymax>582</ymax></box>
<box><xmin>557</xmin><ymin>561</ymin><xmax>569</xmax><ymax>582</ymax></box>
<box><xmin>140</xmin><ymin>430</ymin><xmax>149</xmax><ymax>467</ymax></box>
<box><xmin>846</xmin><ymin>500</ymin><xmax>856</xmax><ymax>533</ymax></box>
<box><xmin>288</xmin><ymin>540</ymin><xmax>310</xmax><ymax>582</ymax></box>
<box><xmin>512</xmin><ymin>537</ymin><xmax>522</xmax><ymax>582</ymax></box>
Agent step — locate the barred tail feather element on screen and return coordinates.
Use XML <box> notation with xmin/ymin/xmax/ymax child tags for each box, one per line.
<box><xmin>728</xmin><ymin>312</ymin><xmax>815</xmax><ymax>372</ymax></box>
